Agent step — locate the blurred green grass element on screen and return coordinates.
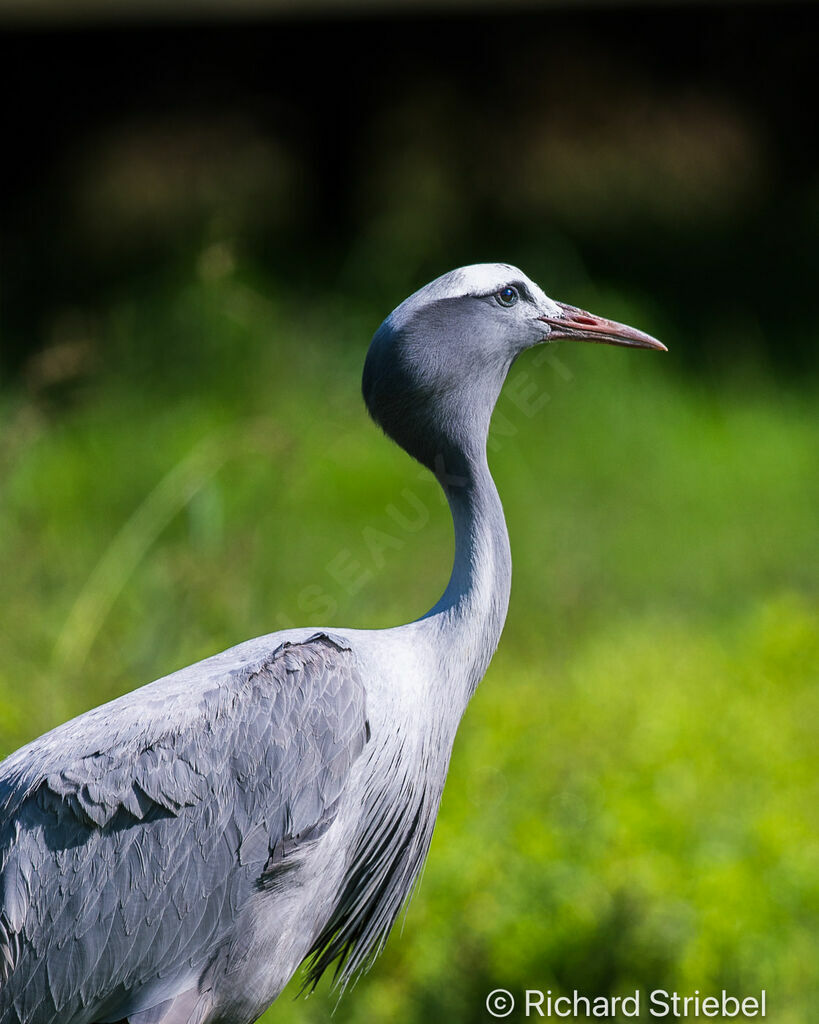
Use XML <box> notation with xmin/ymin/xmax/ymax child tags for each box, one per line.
<box><xmin>0</xmin><ymin>268</ymin><xmax>816</xmax><ymax>1021</ymax></box>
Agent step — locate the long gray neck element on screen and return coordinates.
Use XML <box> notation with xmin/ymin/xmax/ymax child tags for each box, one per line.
<box><xmin>419</xmin><ymin>449</ymin><xmax>512</xmax><ymax>706</ymax></box>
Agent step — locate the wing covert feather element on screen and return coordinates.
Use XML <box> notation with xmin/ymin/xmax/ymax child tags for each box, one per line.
<box><xmin>0</xmin><ymin>632</ymin><xmax>369</xmax><ymax>1024</ymax></box>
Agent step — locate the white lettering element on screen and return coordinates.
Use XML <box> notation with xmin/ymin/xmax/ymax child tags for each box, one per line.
<box><xmin>326</xmin><ymin>550</ymin><xmax>372</xmax><ymax>595</ymax></box>
<box><xmin>741</xmin><ymin>995</ymin><xmax>760</xmax><ymax>1016</ymax></box>
<box><xmin>525</xmin><ymin>990</ymin><xmax>544</xmax><ymax>1016</ymax></box>
<box><xmin>506</xmin><ymin>371</ymin><xmax>550</xmax><ymax>417</ymax></box>
<box><xmin>622</xmin><ymin>991</ymin><xmax>640</xmax><ymax>1017</ymax></box>
<box><xmin>701</xmin><ymin>996</ymin><xmax>719</xmax><ymax>1017</ymax></box>
<box><xmin>297</xmin><ymin>584</ymin><xmax>337</xmax><ymax>618</ymax></box>
<box><xmin>361</xmin><ymin>526</ymin><xmax>403</xmax><ymax>569</ymax></box>
<box><xmin>573</xmin><ymin>993</ymin><xmax>590</xmax><ymax>1016</ymax></box>
<box><xmin>385</xmin><ymin>489</ymin><xmax>429</xmax><ymax>533</ymax></box>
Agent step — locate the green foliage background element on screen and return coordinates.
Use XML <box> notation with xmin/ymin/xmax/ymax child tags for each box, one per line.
<box><xmin>0</xmin><ymin>265</ymin><xmax>816</xmax><ymax>1020</ymax></box>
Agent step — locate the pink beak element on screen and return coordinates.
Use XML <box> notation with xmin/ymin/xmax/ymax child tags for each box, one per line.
<box><xmin>539</xmin><ymin>302</ymin><xmax>667</xmax><ymax>352</ymax></box>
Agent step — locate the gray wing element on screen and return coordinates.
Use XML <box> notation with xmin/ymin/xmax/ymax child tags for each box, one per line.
<box><xmin>0</xmin><ymin>632</ymin><xmax>369</xmax><ymax>1024</ymax></box>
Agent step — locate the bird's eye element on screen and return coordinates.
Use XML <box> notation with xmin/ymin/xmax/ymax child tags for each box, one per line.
<box><xmin>496</xmin><ymin>286</ymin><xmax>519</xmax><ymax>308</ymax></box>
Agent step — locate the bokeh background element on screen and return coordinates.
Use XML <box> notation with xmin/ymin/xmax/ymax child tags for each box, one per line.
<box><xmin>1</xmin><ymin>1</ymin><xmax>817</xmax><ymax>1021</ymax></box>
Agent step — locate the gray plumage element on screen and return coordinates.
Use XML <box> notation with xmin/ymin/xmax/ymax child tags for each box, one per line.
<box><xmin>0</xmin><ymin>264</ymin><xmax>664</xmax><ymax>1024</ymax></box>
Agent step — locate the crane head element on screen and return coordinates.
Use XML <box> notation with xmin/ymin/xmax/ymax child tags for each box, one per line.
<box><xmin>362</xmin><ymin>263</ymin><xmax>665</xmax><ymax>472</ymax></box>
